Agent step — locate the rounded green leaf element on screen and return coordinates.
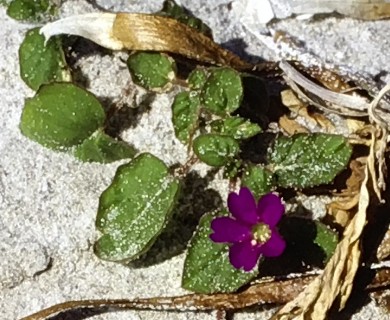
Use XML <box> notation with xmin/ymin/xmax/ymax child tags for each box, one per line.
<box><xmin>95</xmin><ymin>153</ymin><xmax>180</xmax><ymax>262</ymax></box>
<box><xmin>73</xmin><ymin>130</ymin><xmax>136</xmax><ymax>163</ymax></box>
<box><xmin>19</xmin><ymin>28</ymin><xmax>71</xmax><ymax>91</ymax></box>
<box><xmin>241</xmin><ymin>165</ymin><xmax>273</xmax><ymax>199</ymax></box>
<box><xmin>314</xmin><ymin>221</ymin><xmax>338</xmax><ymax>263</ymax></box>
<box><xmin>201</xmin><ymin>68</ymin><xmax>243</xmax><ymax>116</ymax></box>
<box><xmin>193</xmin><ymin>134</ymin><xmax>240</xmax><ymax>167</ymax></box>
<box><xmin>20</xmin><ymin>83</ymin><xmax>105</xmax><ymax>150</ymax></box>
<box><xmin>182</xmin><ymin>211</ymin><xmax>258</xmax><ymax>293</ymax></box>
<box><xmin>268</xmin><ymin>133</ymin><xmax>352</xmax><ymax>188</ymax></box>
<box><xmin>172</xmin><ymin>91</ymin><xmax>200</xmax><ymax>144</ymax></box>
<box><xmin>127</xmin><ymin>52</ymin><xmax>176</xmax><ymax>90</ymax></box>
<box><xmin>7</xmin><ymin>0</ymin><xmax>52</xmax><ymax>22</ymax></box>
<box><xmin>187</xmin><ymin>68</ymin><xmax>208</xmax><ymax>90</ymax></box>
<box><xmin>210</xmin><ymin>116</ymin><xmax>261</xmax><ymax>140</ymax></box>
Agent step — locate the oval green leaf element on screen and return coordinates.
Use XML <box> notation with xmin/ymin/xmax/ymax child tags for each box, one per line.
<box><xmin>182</xmin><ymin>210</ymin><xmax>258</xmax><ymax>293</ymax></box>
<box><xmin>187</xmin><ymin>68</ymin><xmax>208</xmax><ymax>90</ymax></box>
<box><xmin>241</xmin><ymin>165</ymin><xmax>273</xmax><ymax>199</ymax></box>
<box><xmin>127</xmin><ymin>52</ymin><xmax>176</xmax><ymax>90</ymax></box>
<box><xmin>268</xmin><ymin>133</ymin><xmax>352</xmax><ymax>188</ymax></box>
<box><xmin>7</xmin><ymin>0</ymin><xmax>53</xmax><ymax>22</ymax></box>
<box><xmin>201</xmin><ymin>68</ymin><xmax>243</xmax><ymax>116</ymax></box>
<box><xmin>73</xmin><ymin>130</ymin><xmax>136</xmax><ymax>163</ymax></box>
<box><xmin>193</xmin><ymin>134</ymin><xmax>239</xmax><ymax>167</ymax></box>
<box><xmin>20</xmin><ymin>82</ymin><xmax>105</xmax><ymax>150</ymax></box>
<box><xmin>172</xmin><ymin>91</ymin><xmax>200</xmax><ymax>144</ymax></box>
<box><xmin>19</xmin><ymin>28</ymin><xmax>71</xmax><ymax>91</ymax></box>
<box><xmin>210</xmin><ymin>116</ymin><xmax>261</xmax><ymax>140</ymax></box>
<box><xmin>95</xmin><ymin>153</ymin><xmax>180</xmax><ymax>262</ymax></box>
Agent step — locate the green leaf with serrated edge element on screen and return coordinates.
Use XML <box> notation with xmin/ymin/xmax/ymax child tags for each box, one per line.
<box><xmin>95</xmin><ymin>153</ymin><xmax>180</xmax><ymax>262</ymax></box>
<box><xmin>182</xmin><ymin>210</ymin><xmax>258</xmax><ymax>293</ymax></box>
<box><xmin>20</xmin><ymin>83</ymin><xmax>105</xmax><ymax>150</ymax></box>
<box><xmin>241</xmin><ymin>165</ymin><xmax>273</xmax><ymax>199</ymax></box>
<box><xmin>314</xmin><ymin>221</ymin><xmax>338</xmax><ymax>263</ymax></box>
<box><xmin>193</xmin><ymin>134</ymin><xmax>239</xmax><ymax>167</ymax></box>
<box><xmin>201</xmin><ymin>68</ymin><xmax>243</xmax><ymax>116</ymax></box>
<box><xmin>210</xmin><ymin>116</ymin><xmax>262</xmax><ymax>140</ymax></box>
<box><xmin>73</xmin><ymin>130</ymin><xmax>136</xmax><ymax>163</ymax></box>
<box><xmin>268</xmin><ymin>133</ymin><xmax>352</xmax><ymax>188</ymax></box>
<box><xmin>159</xmin><ymin>0</ymin><xmax>212</xmax><ymax>37</ymax></box>
<box><xmin>172</xmin><ymin>91</ymin><xmax>201</xmax><ymax>144</ymax></box>
<box><xmin>187</xmin><ymin>68</ymin><xmax>208</xmax><ymax>90</ymax></box>
<box><xmin>127</xmin><ymin>52</ymin><xmax>176</xmax><ymax>90</ymax></box>
<box><xmin>19</xmin><ymin>28</ymin><xmax>71</xmax><ymax>91</ymax></box>
<box><xmin>7</xmin><ymin>0</ymin><xmax>53</xmax><ymax>21</ymax></box>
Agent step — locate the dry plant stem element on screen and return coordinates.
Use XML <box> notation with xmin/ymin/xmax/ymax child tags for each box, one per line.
<box><xmin>20</xmin><ymin>268</ymin><xmax>390</xmax><ymax>320</ymax></box>
<box><xmin>279</xmin><ymin>60</ymin><xmax>368</xmax><ymax>117</ymax></box>
<box><xmin>367</xmin><ymin>83</ymin><xmax>390</xmax><ymax>191</ymax></box>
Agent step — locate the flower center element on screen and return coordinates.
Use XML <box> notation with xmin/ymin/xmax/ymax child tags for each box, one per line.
<box><xmin>251</xmin><ymin>223</ymin><xmax>271</xmax><ymax>245</ymax></box>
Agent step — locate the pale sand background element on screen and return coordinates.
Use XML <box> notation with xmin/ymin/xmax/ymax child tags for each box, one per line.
<box><xmin>1</xmin><ymin>1</ymin><xmax>390</xmax><ymax>319</ymax></box>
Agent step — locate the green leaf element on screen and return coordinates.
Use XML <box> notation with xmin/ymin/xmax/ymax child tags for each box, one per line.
<box><xmin>182</xmin><ymin>210</ymin><xmax>258</xmax><ymax>293</ymax></box>
<box><xmin>259</xmin><ymin>217</ymin><xmax>338</xmax><ymax>275</ymax></box>
<box><xmin>172</xmin><ymin>91</ymin><xmax>201</xmax><ymax>144</ymax></box>
<box><xmin>20</xmin><ymin>83</ymin><xmax>105</xmax><ymax>150</ymax></box>
<box><xmin>19</xmin><ymin>28</ymin><xmax>71</xmax><ymax>91</ymax></box>
<box><xmin>95</xmin><ymin>153</ymin><xmax>180</xmax><ymax>261</ymax></box>
<box><xmin>7</xmin><ymin>0</ymin><xmax>54</xmax><ymax>22</ymax></box>
<box><xmin>241</xmin><ymin>165</ymin><xmax>273</xmax><ymax>199</ymax></box>
<box><xmin>73</xmin><ymin>130</ymin><xmax>136</xmax><ymax>163</ymax></box>
<box><xmin>187</xmin><ymin>68</ymin><xmax>208</xmax><ymax>90</ymax></box>
<box><xmin>159</xmin><ymin>0</ymin><xmax>212</xmax><ymax>37</ymax></box>
<box><xmin>193</xmin><ymin>134</ymin><xmax>240</xmax><ymax>167</ymax></box>
<box><xmin>201</xmin><ymin>68</ymin><xmax>243</xmax><ymax>116</ymax></box>
<box><xmin>222</xmin><ymin>159</ymin><xmax>242</xmax><ymax>179</ymax></box>
<box><xmin>127</xmin><ymin>52</ymin><xmax>176</xmax><ymax>90</ymax></box>
<box><xmin>314</xmin><ymin>221</ymin><xmax>338</xmax><ymax>263</ymax></box>
<box><xmin>268</xmin><ymin>133</ymin><xmax>352</xmax><ymax>188</ymax></box>
<box><xmin>210</xmin><ymin>116</ymin><xmax>261</xmax><ymax>140</ymax></box>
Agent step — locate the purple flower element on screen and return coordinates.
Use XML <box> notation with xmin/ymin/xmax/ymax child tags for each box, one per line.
<box><xmin>210</xmin><ymin>187</ymin><xmax>286</xmax><ymax>272</ymax></box>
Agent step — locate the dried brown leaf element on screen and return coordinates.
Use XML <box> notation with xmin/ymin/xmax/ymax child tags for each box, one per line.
<box><xmin>327</xmin><ymin>157</ymin><xmax>365</xmax><ymax>227</ymax></box>
<box><xmin>281</xmin><ymin>89</ymin><xmax>335</xmax><ymax>132</ymax></box>
<box><xmin>279</xmin><ymin>115</ymin><xmax>309</xmax><ymax>135</ymax></box>
<box><xmin>40</xmin><ymin>13</ymin><xmax>253</xmax><ymax>71</ymax></box>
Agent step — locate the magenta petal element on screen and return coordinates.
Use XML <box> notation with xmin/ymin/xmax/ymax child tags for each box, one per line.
<box><xmin>229</xmin><ymin>240</ymin><xmax>262</xmax><ymax>272</ymax></box>
<box><xmin>210</xmin><ymin>217</ymin><xmax>251</xmax><ymax>243</ymax></box>
<box><xmin>228</xmin><ymin>187</ymin><xmax>258</xmax><ymax>224</ymax></box>
<box><xmin>259</xmin><ymin>230</ymin><xmax>286</xmax><ymax>257</ymax></box>
<box><xmin>257</xmin><ymin>193</ymin><xmax>284</xmax><ymax>227</ymax></box>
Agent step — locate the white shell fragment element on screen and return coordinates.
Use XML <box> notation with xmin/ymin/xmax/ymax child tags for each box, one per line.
<box><xmin>40</xmin><ymin>13</ymin><xmax>124</xmax><ymax>50</ymax></box>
